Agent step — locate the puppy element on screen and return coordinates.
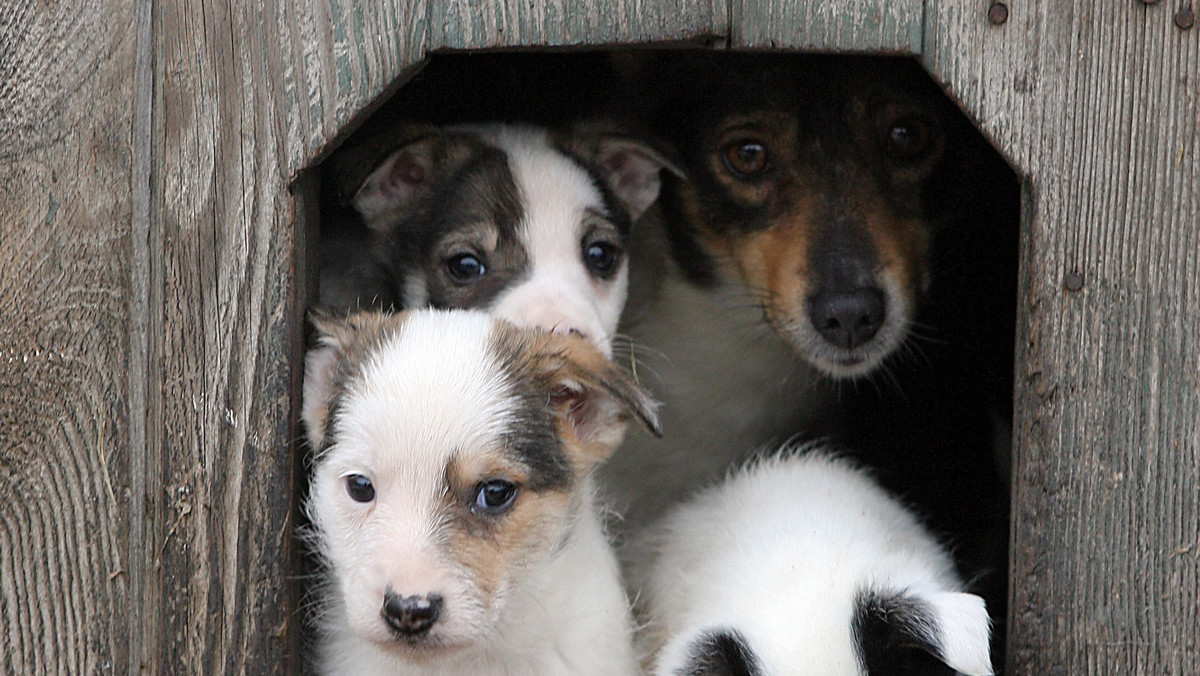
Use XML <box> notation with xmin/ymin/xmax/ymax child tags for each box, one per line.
<box><xmin>319</xmin><ymin>122</ymin><xmax>679</xmax><ymax>356</ymax></box>
<box><xmin>603</xmin><ymin>53</ymin><xmax>1011</xmax><ymax>529</ymax></box>
<box><xmin>301</xmin><ymin>309</ymin><xmax>660</xmax><ymax>676</ymax></box>
<box><xmin>631</xmin><ymin>448</ymin><xmax>993</xmax><ymax>676</ymax></box>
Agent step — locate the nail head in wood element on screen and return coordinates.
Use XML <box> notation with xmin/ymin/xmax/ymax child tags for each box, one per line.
<box><xmin>1175</xmin><ymin>8</ymin><xmax>1195</xmax><ymax>29</ymax></box>
<box><xmin>988</xmin><ymin>2</ymin><xmax>1009</xmax><ymax>24</ymax></box>
<box><xmin>1064</xmin><ymin>272</ymin><xmax>1084</xmax><ymax>292</ymax></box>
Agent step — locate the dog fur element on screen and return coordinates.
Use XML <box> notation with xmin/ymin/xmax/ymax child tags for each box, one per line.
<box><xmin>602</xmin><ymin>54</ymin><xmax>1012</xmax><ymax>530</ymax></box>
<box><xmin>630</xmin><ymin>448</ymin><xmax>993</xmax><ymax>676</ymax></box>
<box><xmin>301</xmin><ymin>309</ymin><xmax>660</xmax><ymax>675</ymax></box>
<box><xmin>319</xmin><ymin>122</ymin><xmax>679</xmax><ymax>357</ymax></box>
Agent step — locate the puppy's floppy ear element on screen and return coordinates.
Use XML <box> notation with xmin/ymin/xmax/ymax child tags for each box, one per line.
<box><xmin>855</xmin><ymin>589</ymin><xmax>993</xmax><ymax>676</ymax></box>
<box><xmin>496</xmin><ymin>325</ymin><xmax>661</xmax><ymax>464</ymax></box>
<box><xmin>302</xmin><ymin>309</ymin><xmax>406</xmax><ymax>450</ymax></box>
<box><xmin>302</xmin><ymin>310</ymin><xmax>348</xmax><ymax>450</ymax></box>
<box><xmin>346</xmin><ymin>130</ymin><xmax>475</xmax><ymax>230</ymax></box>
<box><xmin>548</xmin><ymin>351</ymin><xmax>662</xmax><ymax>456</ymax></box>
<box><xmin>565</xmin><ymin>124</ymin><xmax>687</xmax><ymax>222</ymax></box>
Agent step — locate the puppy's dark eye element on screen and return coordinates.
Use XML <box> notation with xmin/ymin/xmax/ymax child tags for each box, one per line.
<box><xmin>583</xmin><ymin>240</ymin><xmax>621</xmax><ymax>278</ymax></box>
<box><xmin>345</xmin><ymin>474</ymin><xmax>375</xmax><ymax>503</ymax></box>
<box><xmin>723</xmin><ymin>140</ymin><xmax>770</xmax><ymax>177</ymax></box>
<box><xmin>445</xmin><ymin>253</ymin><xmax>486</xmax><ymax>283</ymax></box>
<box><xmin>472</xmin><ymin>479</ymin><xmax>518</xmax><ymax>515</ymax></box>
<box><xmin>883</xmin><ymin>116</ymin><xmax>934</xmax><ymax>160</ymax></box>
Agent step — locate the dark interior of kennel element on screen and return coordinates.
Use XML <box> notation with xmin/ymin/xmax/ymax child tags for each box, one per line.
<box><xmin>306</xmin><ymin>50</ymin><xmax>1021</xmax><ymax>668</ymax></box>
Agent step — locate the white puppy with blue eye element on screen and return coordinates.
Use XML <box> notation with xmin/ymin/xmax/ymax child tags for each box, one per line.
<box><xmin>301</xmin><ymin>308</ymin><xmax>660</xmax><ymax>676</ymax></box>
<box><xmin>630</xmin><ymin>448</ymin><xmax>994</xmax><ymax>676</ymax></box>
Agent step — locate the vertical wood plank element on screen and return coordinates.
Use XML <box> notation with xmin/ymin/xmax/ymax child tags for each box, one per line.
<box><xmin>0</xmin><ymin>0</ymin><xmax>137</xmax><ymax>672</ymax></box>
<box><xmin>730</xmin><ymin>0</ymin><xmax>922</xmax><ymax>53</ymax></box>
<box><xmin>150</xmin><ymin>0</ymin><xmax>299</xmax><ymax>668</ymax></box>
<box><xmin>429</xmin><ymin>0</ymin><xmax>728</xmax><ymax>51</ymax></box>
<box><xmin>926</xmin><ymin>1</ymin><xmax>1200</xmax><ymax>673</ymax></box>
<box><xmin>145</xmin><ymin>0</ymin><xmax>430</xmax><ymax>671</ymax></box>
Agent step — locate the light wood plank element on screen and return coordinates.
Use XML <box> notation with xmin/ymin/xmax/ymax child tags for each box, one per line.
<box><xmin>925</xmin><ymin>1</ymin><xmax>1200</xmax><ymax>672</ymax></box>
<box><xmin>0</xmin><ymin>0</ymin><xmax>138</xmax><ymax>672</ymax></box>
<box><xmin>731</xmin><ymin>0</ymin><xmax>922</xmax><ymax>53</ymax></box>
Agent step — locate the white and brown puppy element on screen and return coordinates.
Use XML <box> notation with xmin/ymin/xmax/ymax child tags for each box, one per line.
<box><xmin>631</xmin><ymin>449</ymin><xmax>993</xmax><ymax>676</ymax></box>
<box><xmin>301</xmin><ymin>309</ymin><xmax>660</xmax><ymax>676</ymax></box>
<box><xmin>320</xmin><ymin>122</ymin><xmax>679</xmax><ymax>356</ymax></box>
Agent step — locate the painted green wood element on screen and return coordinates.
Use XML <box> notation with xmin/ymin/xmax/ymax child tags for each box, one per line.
<box><xmin>731</xmin><ymin>0</ymin><xmax>923</xmax><ymax>53</ymax></box>
<box><xmin>925</xmin><ymin>1</ymin><xmax>1200</xmax><ymax>673</ymax></box>
<box><xmin>429</xmin><ymin>0</ymin><xmax>728</xmax><ymax>51</ymax></box>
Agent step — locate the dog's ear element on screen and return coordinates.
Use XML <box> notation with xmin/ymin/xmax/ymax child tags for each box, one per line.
<box><xmin>347</xmin><ymin>131</ymin><xmax>475</xmax><ymax>230</ymax></box>
<box><xmin>302</xmin><ymin>311</ymin><xmax>346</xmax><ymax>450</ymax></box>
<box><xmin>302</xmin><ymin>309</ymin><xmax>405</xmax><ymax>450</ymax></box>
<box><xmin>498</xmin><ymin>326</ymin><xmax>661</xmax><ymax>464</ymax></box>
<box><xmin>855</xmin><ymin>589</ymin><xmax>993</xmax><ymax>676</ymax></box>
<box><xmin>565</xmin><ymin>126</ymin><xmax>687</xmax><ymax>222</ymax></box>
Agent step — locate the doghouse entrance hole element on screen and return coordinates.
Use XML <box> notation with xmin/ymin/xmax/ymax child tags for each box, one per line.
<box><xmin>293</xmin><ymin>49</ymin><xmax>1021</xmax><ymax>671</ymax></box>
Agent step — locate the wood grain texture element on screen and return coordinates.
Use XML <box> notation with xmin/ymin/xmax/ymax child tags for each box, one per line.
<box><xmin>149</xmin><ymin>0</ymin><xmax>301</xmax><ymax>668</ymax></box>
<box><xmin>924</xmin><ymin>1</ymin><xmax>1200</xmax><ymax>673</ymax></box>
<box><xmin>730</xmin><ymin>0</ymin><xmax>922</xmax><ymax>53</ymax></box>
<box><xmin>282</xmin><ymin>0</ymin><xmax>429</xmax><ymax>169</ymax></box>
<box><xmin>429</xmin><ymin>0</ymin><xmax>728</xmax><ymax>50</ymax></box>
<box><xmin>0</xmin><ymin>0</ymin><xmax>137</xmax><ymax>673</ymax></box>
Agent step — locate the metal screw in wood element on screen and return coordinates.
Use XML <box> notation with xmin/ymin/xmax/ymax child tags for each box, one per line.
<box><xmin>1176</xmin><ymin>8</ymin><xmax>1195</xmax><ymax>29</ymax></box>
<box><xmin>988</xmin><ymin>2</ymin><xmax>1009</xmax><ymax>24</ymax></box>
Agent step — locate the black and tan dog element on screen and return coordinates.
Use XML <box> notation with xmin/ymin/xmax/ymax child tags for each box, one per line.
<box><xmin>606</xmin><ymin>53</ymin><xmax>1015</xmax><ymax>530</ymax></box>
<box><xmin>603</xmin><ymin>52</ymin><xmax>1017</xmax><ymax>668</ymax></box>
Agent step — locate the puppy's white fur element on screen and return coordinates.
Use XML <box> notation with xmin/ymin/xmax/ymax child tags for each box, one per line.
<box><xmin>474</xmin><ymin>124</ymin><xmax>628</xmax><ymax>353</ymax></box>
<box><xmin>631</xmin><ymin>448</ymin><xmax>993</xmax><ymax>676</ymax></box>
<box><xmin>303</xmin><ymin>310</ymin><xmax>649</xmax><ymax>676</ymax></box>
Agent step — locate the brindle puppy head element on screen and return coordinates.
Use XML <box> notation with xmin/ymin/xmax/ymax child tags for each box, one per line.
<box><xmin>656</xmin><ymin>54</ymin><xmax>999</xmax><ymax>378</ymax></box>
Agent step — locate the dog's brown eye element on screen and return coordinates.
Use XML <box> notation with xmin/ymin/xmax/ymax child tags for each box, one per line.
<box><xmin>346</xmin><ymin>474</ymin><xmax>375</xmax><ymax>503</ymax></box>
<box><xmin>445</xmin><ymin>252</ymin><xmax>486</xmax><ymax>283</ymax></box>
<box><xmin>583</xmin><ymin>240</ymin><xmax>621</xmax><ymax>278</ymax></box>
<box><xmin>884</xmin><ymin>117</ymin><xmax>933</xmax><ymax>160</ymax></box>
<box><xmin>473</xmin><ymin>479</ymin><xmax>518</xmax><ymax>515</ymax></box>
<box><xmin>723</xmin><ymin>140</ymin><xmax>770</xmax><ymax>177</ymax></box>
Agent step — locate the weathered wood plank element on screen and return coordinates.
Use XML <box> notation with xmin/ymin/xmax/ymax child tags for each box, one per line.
<box><xmin>141</xmin><ymin>0</ymin><xmax>435</xmax><ymax>670</ymax></box>
<box><xmin>731</xmin><ymin>0</ymin><xmax>922</xmax><ymax>53</ymax></box>
<box><xmin>0</xmin><ymin>0</ymin><xmax>138</xmax><ymax>672</ymax></box>
<box><xmin>429</xmin><ymin>0</ymin><xmax>728</xmax><ymax>51</ymax></box>
<box><xmin>282</xmin><ymin>0</ymin><xmax>429</xmax><ymax>170</ymax></box>
<box><xmin>148</xmin><ymin>0</ymin><xmax>306</xmax><ymax>668</ymax></box>
<box><xmin>925</xmin><ymin>1</ymin><xmax>1200</xmax><ymax>673</ymax></box>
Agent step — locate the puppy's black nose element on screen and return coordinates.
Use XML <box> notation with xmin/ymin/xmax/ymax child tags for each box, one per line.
<box><xmin>382</xmin><ymin>592</ymin><xmax>443</xmax><ymax>637</ymax></box>
<box><xmin>809</xmin><ymin>288</ymin><xmax>886</xmax><ymax>349</ymax></box>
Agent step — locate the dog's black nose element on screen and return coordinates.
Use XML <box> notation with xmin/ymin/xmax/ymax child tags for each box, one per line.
<box><xmin>809</xmin><ymin>287</ymin><xmax>886</xmax><ymax>349</ymax></box>
<box><xmin>382</xmin><ymin>592</ymin><xmax>443</xmax><ymax>637</ymax></box>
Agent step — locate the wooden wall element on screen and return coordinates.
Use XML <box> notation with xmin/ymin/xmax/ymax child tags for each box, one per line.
<box><xmin>0</xmin><ymin>0</ymin><xmax>1194</xmax><ymax>674</ymax></box>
